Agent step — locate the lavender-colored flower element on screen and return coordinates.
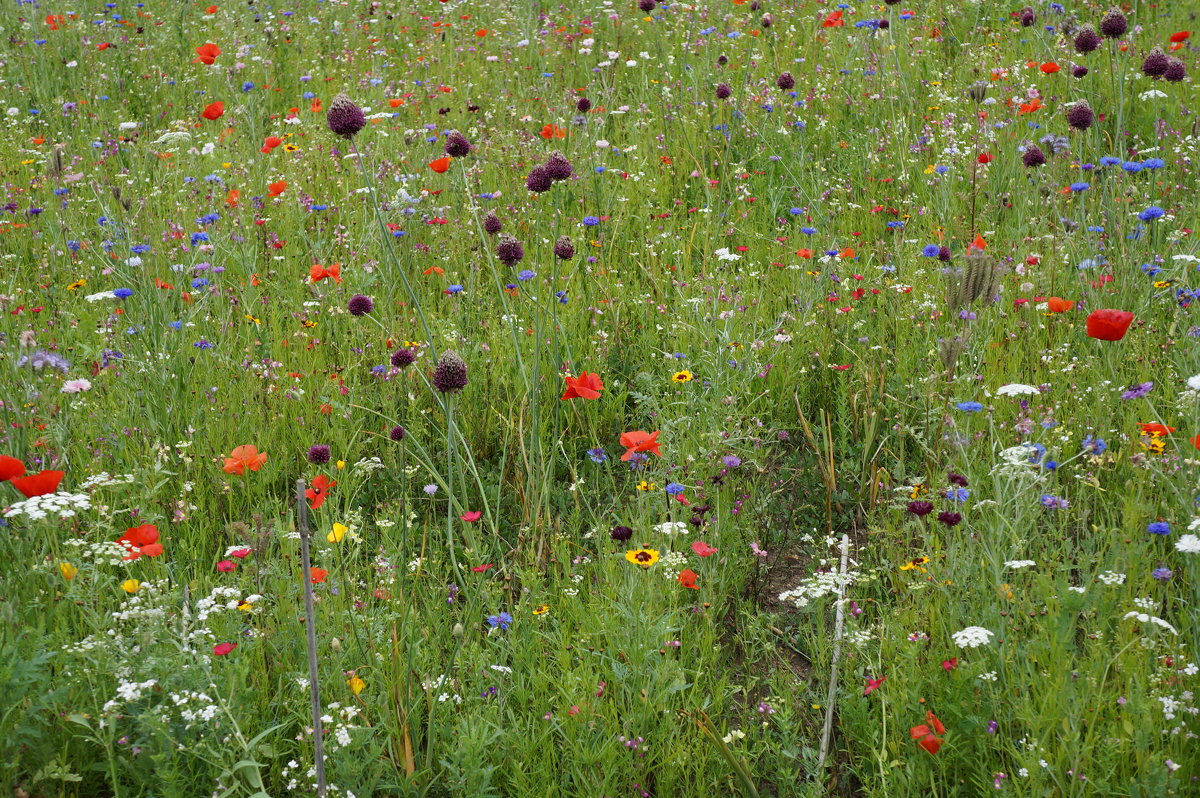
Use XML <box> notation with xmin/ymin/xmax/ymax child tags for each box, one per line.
<box><xmin>577</xmin><ymin>97</ymin><xmax>592</xmax><ymax>113</ymax></box>
<box><xmin>777</xmin><ymin>72</ymin><xmax>795</xmax><ymax>91</ymax></box>
<box><xmin>307</xmin><ymin>445</ymin><xmax>331</xmax><ymax>464</ymax></box>
<box><xmin>715</xmin><ymin>83</ymin><xmax>732</xmax><ymax>100</ymax></box>
<box><xmin>347</xmin><ymin>294</ymin><xmax>374</xmax><ymax>316</ymax></box>
<box><xmin>553</xmin><ymin>235</ymin><xmax>575</xmax><ymax>260</ymax></box>
<box><xmin>444</xmin><ymin>131</ymin><xmax>472</xmax><ymax>158</ymax></box>
<box><xmin>432</xmin><ymin>350</ymin><xmax>469</xmax><ymax>394</ymax></box>
<box><xmin>1142</xmin><ymin>47</ymin><xmax>1170</xmax><ymax>78</ymax></box>
<box><xmin>1040</xmin><ymin>494</ymin><xmax>1069</xmax><ymax>509</ymax></box>
<box><xmin>1152</xmin><ymin>567</ymin><xmax>1173</xmax><ymax>581</ymax></box>
<box><xmin>525</xmin><ymin>165</ymin><xmax>553</xmax><ymax>193</ymax></box>
<box><xmin>1120</xmin><ymin>381</ymin><xmax>1153</xmax><ymax>400</ymax></box>
<box><xmin>545</xmin><ymin>151</ymin><xmax>574</xmax><ymax>182</ymax></box>
<box><xmin>327</xmin><ymin>93</ymin><xmax>366</xmax><ymax>139</ymax></box>
<box><xmin>1164</xmin><ymin>58</ymin><xmax>1186</xmax><ymax>83</ymax></box>
<box><xmin>483</xmin><ymin>209</ymin><xmax>502</xmax><ymax>235</ymax></box>
<box><xmin>496</xmin><ymin>234</ymin><xmax>524</xmax><ymax>266</ymax></box>
<box><xmin>1099</xmin><ymin>8</ymin><xmax>1127</xmax><ymax>38</ymax></box>
<box><xmin>611</xmin><ymin>525</ymin><xmax>634</xmax><ymax>542</ymax></box>
<box><xmin>390</xmin><ymin>426</ymin><xmax>406</xmax><ymax>441</ymax></box>
<box><xmin>1074</xmin><ymin>25</ymin><xmax>1101</xmax><ymax>54</ymax></box>
<box><xmin>1065</xmin><ymin>100</ymin><xmax>1094</xmax><ymax>131</ymax></box>
<box><xmin>1018</xmin><ymin>6</ymin><xmax>1036</xmax><ymax>26</ymax></box>
<box><xmin>1022</xmin><ymin>145</ymin><xmax>1046</xmax><ymax>168</ymax></box>
<box><xmin>20</xmin><ymin>349</ymin><xmax>71</xmax><ymax>372</ymax></box>
<box><xmin>391</xmin><ymin>348</ymin><xmax>417</xmax><ymax>368</ymax></box>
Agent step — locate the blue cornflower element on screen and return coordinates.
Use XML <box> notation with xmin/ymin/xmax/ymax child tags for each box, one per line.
<box><xmin>1027</xmin><ymin>443</ymin><xmax>1047</xmax><ymax>464</ymax></box>
<box><xmin>922</xmin><ymin>244</ymin><xmax>940</xmax><ymax>257</ymax></box>
<box><xmin>1081</xmin><ymin>435</ymin><xmax>1107</xmax><ymax>455</ymax></box>
<box><xmin>191</xmin><ymin>278</ymin><xmax>209</xmax><ymax>289</ymax></box>
<box><xmin>486</xmin><ymin>612</ymin><xmax>514</xmax><ymax>630</ymax></box>
<box><xmin>1040</xmin><ymin>494</ymin><xmax>1068</xmax><ymax>509</ymax></box>
<box><xmin>168</xmin><ymin>320</ymin><xmax>182</xmax><ymax>330</ymax></box>
<box><xmin>1121</xmin><ymin>161</ymin><xmax>1142</xmax><ymax>173</ymax></box>
<box><xmin>1143</xmin><ymin>158</ymin><xmax>1165</xmax><ymax>170</ymax></box>
<box><xmin>1152</xmin><ymin>567</ymin><xmax>1174</xmax><ymax>581</ymax></box>
<box><xmin>1099</xmin><ymin>156</ymin><xmax>1121</xmax><ymax>167</ymax></box>
<box><xmin>555</xmin><ymin>290</ymin><xmax>569</xmax><ymax>304</ymax></box>
<box><xmin>190</xmin><ymin>232</ymin><xmax>209</xmax><ymax>246</ymax></box>
<box><xmin>955</xmin><ymin>401</ymin><xmax>983</xmax><ymax>412</ymax></box>
<box><xmin>1138</xmin><ymin>206</ymin><xmax>1165</xmax><ymax>222</ymax></box>
<box><xmin>801</xmin><ymin>227</ymin><xmax>817</xmax><ymax>235</ymax></box>
<box><xmin>587</xmin><ymin>447</ymin><xmax>607</xmax><ymax>464</ymax></box>
<box><xmin>1147</xmin><ymin>521</ymin><xmax>1171</xmax><ymax>536</ymax></box>
<box><xmin>886</xmin><ymin>220</ymin><xmax>904</xmax><ymax>229</ymax></box>
<box><xmin>517</xmin><ymin>269</ymin><xmax>535</xmax><ymax>281</ymax></box>
<box><xmin>789</xmin><ymin>208</ymin><xmax>803</xmax><ymax>216</ymax></box>
<box><xmin>582</xmin><ymin>215</ymin><xmax>600</xmax><ymax>226</ymax></box>
<box><xmin>1140</xmin><ymin>262</ymin><xmax>1162</xmax><ymax>277</ymax></box>
<box><xmin>241</xmin><ymin>81</ymin><xmax>255</xmax><ymax>92</ymax></box>
<box><xmin>130</xmin><ymin>244</ymin><xmax>151</xmax><ymax>253</ymax></box>
<box><xmin>665</xmin><ymin>482</ymin><xmax>685</xmax><ymax>495</ymax></box>
<box><xmin>447</xmin><ymin>284</ymin><xmax>464</xmax><ymax>294</ymax></box>
<box><xmin>935</xmin><ymin>165</ymin><xmax>949</xmax><ymax>174</ymax></box>
<box><xmin>1069</xmin><ymin>182</ymin><xmax>1090</xmax><ymax>192</ymax></box>
<box><xmin>193</xmin><ymin>340</ymin><xmax>214</xmax><ymax>349</ymax></box>
<box><xmin>945</xmin><ymin>487</ymin><xmax>970</xmax><ymax>502</ymax></box>
<box><xmin>113</xmin><ymin>288</ymin><xmax>133</xmax><ymax>299</ymax></box>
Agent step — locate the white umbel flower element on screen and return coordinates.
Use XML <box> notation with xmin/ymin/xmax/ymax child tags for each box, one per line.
<box><xmin>951</xmin><ymin>626</ymin><xmax>995</xmax><ymax>649</ymax></box>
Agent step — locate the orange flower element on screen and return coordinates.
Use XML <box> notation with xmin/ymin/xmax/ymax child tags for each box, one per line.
<box><xmin>206</xmin><ymin>4</ymin><xmax>218</xmax><ymax>13</ymax></box>
<box><xmin>226</xmin><ymin>188</ymin><xmax>240</xmax><ymax>207</ymax></box>
<box><xmin>1169</xmin><ymin>31</ymin><xmax>1190</xmax><ymax>43</ymax></box>
<box><xmin>261</xmin><ymin>135</ymin><xmax>283</xmax><ymax>154</ymax></box>
<box><xmin>796</xmin><ymin>248</ymin><xmax>812</xmax><ymax>259</ymax></box>
<box><xmin>837</xmin><ymin>247</ymin><xmax>855</xmax><ymax>259</ymax></box>
<box><xmin>475</xmin><ymin>28</ymin><xmax>489</xmax><ymax>36</ymax></box>
<box><xmin>967</xmin><ymin>233</ymin><xmax>987</xmax><ymax>252</ymax></box>
<box><xmin>306</xmin><ymin>474</ymin><xmax>336</xmax><ymax>509</ymax></box>
<box><xmin>619</xmin><ymin>430</ymin><xmax>661</xmax><ymax>461</ymax></box>
<box><xmin>310</xmin><ymin>263</ymin><xmax>342</xmax><ymax>283</ymax></box>
<box><xmin>201</xmin><ymin>101</ymin><xmax>225</xmax><ymax>121</ymax></box>
<box><xmin>310</xmin><ymin>98</ymin><xmax>323</xmax><ymax>113</ymax></box>
<box><xmin>117</xmin><ymin>524</ymin><xmax>164</xmax><ymax>560</ymax></box>
<box><xmin>429</xmin><ymin>156</ymin><xmax>451</xmax><ymax>173</ymax></box>
<box><xmin>910</xmin><ymin>711</ymin><xmax>946</xmax><ymax>754</ymax></box>
<box><xmin>1138</xmin><ymin>422</ymin><xmax>1175</xmax><ymax>437</ymax></box>
<box><xmin>561</xmin><ymin>371</ymin><xmax>604</xmax><ymax>400</ymax></box>
<box><xmin>821</xmin><ymin>10</ymin><xmax>844</xmax><ymax>27</ymax></box>
<box><xmin>193</xmin><ymin>42</ymin><xmax>221</xmax><ymax>65</ymax></box>
<box><xmin>1046</xmin><ymin>297</ymin><xmax>1075</xmax><ymax>313</ymax></box>
<box><xmin>223</xmin><ymin>445</ymin><xmax>267</xmax><ymax>475</ymax></box>
<box><xmin>540</xmin><ymin>124</ymin><xmax>566</xmax><ymax>139</ymax></box>
<box><xmin>309</xmin><ymin>567</ymin><xmax>329</xmax><ymax>584</ymax></box>
<box><xmin>1017</xmin><ymin>97</ymin><xmax>1043</xmax><ymax>115</ymax></box>
<box><xmin>678</xmin><ymin>569</ymin><xmax>699</xmax><ymax>589</ymax></box>
<box><xmin>267</xmin><ymin>180</ymin><xmax>288</xmax><ymax>197</ymax></box>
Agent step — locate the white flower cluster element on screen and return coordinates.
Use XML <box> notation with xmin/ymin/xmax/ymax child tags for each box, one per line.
<box><xmin>323</xmin><ymin>703</ymin><xmax>362</xmax><ymax>750</ymax></box>
<box><xmin>4</xmin><ymin>491</ymin><xmax>92</xmax><ymax>520</ymax></box>
<box><xmin>352</xmin><ymin>456</ymin><xmax>385</xmax><ymax>475</ymax></box>
<box><xmin>1097</xmin><ymin>570</ymin><xmax>1126</xmax><ymax>586</ymax></box>
<box><xmin>991</xmin><ymin>444</ymin><xmax>1044</xmax><ymax>480</ymax></box>
<box><xmin>654</xmin><ymin>521</ymin><xmax>688</xmax><ymax>537</ymax></box>
<box><xmin>78</xmin><ymin>472</ymin><xmax>136</xmax><ymax>490</ymax></box>
<box><xmin>64</xmin><ymin>538</ymin><xmax>130</xmax><ymax>567</ymax></box>
<box><xmin>1005</xmin><ymin>560</ymin><xmax>1036</xmax><ymax>569</ymax></box>
<box><xmin>777</xmin><ymin>570</ymin><xmax>856</xmax><ymax>609</ymax></box>
<box><xmin>1123</xmin><ymin>611</ymin><xmax>1178</xmax><ymax>635</ymax></box>
<box><xmin>995</xmin><ymin>383</ymin><xmax>1041</xmax><ymax>396</ymax></box>
<box><xmin>657</xmin><ymin>550</ymin><xmax>689</xmax><ymax>580</ymax></box>
<box><xmin>103</xmin><ymin>678</ymin><xmax>158</xmax><ymax>713</ymax></box>
<box><xmin>170</xmin><ymin>689</ymin><xmax>220</xmax><ymax>727</ymax></box>
<box><xmin>1175</xmin><ymin>534</ymin><xmax>1200</xmax><ymax>554</ymax></box>
<box><xmin>951</xmin><ymin>626</ymin><xmax>995</xmax><ymax>649</ymax></box>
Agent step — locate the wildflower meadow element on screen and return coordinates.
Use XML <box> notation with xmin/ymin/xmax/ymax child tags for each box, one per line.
<box><xmin>2</xmin><ymin>0</ymin><xmax>1200</xmax><ymax>795</ymax></box>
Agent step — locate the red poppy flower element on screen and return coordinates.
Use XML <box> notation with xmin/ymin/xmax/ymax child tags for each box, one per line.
<box><xmin>1085</xmin><ymin>309</ymin><xmax>1134</xmax><ymax>341</ymax></box>
<box><xmin>117</xmin><ymin>524</ymin><xmax>163</xmax><ymax>560</ymax></box>
<box><xmin>910</xmin><ymin>711</ymin><xmax>946</xmax><ymax>754</ymax></box>
<box><xmin>1138</xmin><ymin>422</ymin><xmax>1175</xmax><ymax>437</ymax></box>
<box><xmin>1039</xmin><ymin>61</ymin><xmax>1060</xmax><ymax>74</ymax></box>
<box><xmin>460</xmin><ymin>510</ymin><xmax>482</xmax><ymax>522</ymax></box>
<box><xmin>193</xmin><ymin>42</ymin><xmax>221</xmax><ymax>65</ymax></box>
<box><xmin>263</xmin><ymin>135</ymin><xmax>283</xmax><ymax>150</ymax></box>
<box><xmin>691</xmin><ymin>541</ymin><xmax>718</xmax><ymax>557</ymax></box>
<box><xmin>977</xmin><ymin>152</ymin><xmax>993</xmax><ymax>164</ymax></box>
<box><xmin>429</xmin><ymin>156</ymin><xmax>451</xmax><ymax>173</ymax></box>
<box><xmin>678</xmin><ymin>569</ymin><xmax>699</xmax><ymax>589</ymax></box>
<box><xmin>821</xmin><ymin>9</ymin><xmax>844</xmax><ymax>27</ymax></box>
<box><xmin>1018</xmin><ymin>97</ymin><xmax>1043</xmax><ymax>114</ymax></box>
<box><xmin>224</xmin><ymin>445</ymin><xmax>267</xmax><ymax>475</ymax></box>
<box><xmin>540</xmin><ymin>124</ymin><xmax>566</xmax><ymax>139</ymax></box>
<box><xmin>309</xmin><ymin>567</ymin><xmax>328</xmax><ymax>583</ymax></box>
<box><xmin>213</xmin><ymin>642</ymin><xmax>237</xmax><ymax>655</ymax></box>
<box><xmin>863</xmin><ymin>675</ymin><xmax>886</xmax><ymax>696</ymax></box>
<box><xmin>310</xmin><ymin>263</ymin><xmax>342</xmax><ymax>283</ymax></box>
<box><xmin>206</xmin><ymin>5</ymin><xmax>219</xmax><ymax>13</ymax></box>
<box><xmin>306</xmin><ymin>474</ymin><xmax>336</xmax><ymax>509</ymax></box>
<box><xmin>10</xmin><ymin>469</ymin><xmax>64</xmax><ymax>498</ymax></box>
<box><xmin>1169</xmin><ymin>31</ymin><xmax>1190</xmax><ymax>43</ymax></box>
<box><xmin>472</xmin><ymin>563</ymin><xmax>494</xmax><ymax>572</ymax></box>
<box><xmin>200</xmin><ymin>101</ymin><xmax>224</xmax><ymax>121</ymax></box>
<box><xmin>619</xmin><ymin>430</ymin><xmax>661</xmax><ymax>461</ymax></box>
<box><xmin>267</xmin><ymin>180</ymin><xmax>288</xmax><ymax>197</ymax></box>
<box><xmin>0</xmin><ymin>455</ymin><xmax>25</xmax><ymax>482</ymax></box>
<box><xmin>561</xmin><ymin>371</ymin><xmax>604</xmax><ymax>400</ymax></box>
<box><xmin>1046</xmin><ymin>297</ymin><xmax>1075</xmax><ymax>313</ymax></box>
<box><xmin>941</xmin><ymin>657</ymin><xmax>958</xmax><ymax>671</ymax></box>
<box><xmin>967</xmin><ymin>233</ymin><xmax>987</xmax><ymax>252</ymax></box>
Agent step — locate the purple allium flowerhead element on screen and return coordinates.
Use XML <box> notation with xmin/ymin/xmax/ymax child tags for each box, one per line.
<box><xmin>1074</xmin><ymin>24</ymin><xmax>1101</xmax><ymax>54</ymax></box>
<box><xmin>637</xmin><ymin>0</ymin><xmax>655</xmax><ymax>11</ymax></box>
<box><xmin>577</xmin><ymin>96</ymin><xmax>592</xmax><ymax>113</ymax></box>
<box><xmin>347</xmin><ymin>294</ymin><xmax>374</xmax><ymax>316</ymax></box>
<box><xmin>308</xmin><ymin>444</ymin><xmax>331</xmax><ymax>464</ymax></box>
<box><xmin>1065</xmin><ymin>99</ymin><xmax>1094</xmax><ymax>131</ymax></box>
<box><xmin>761</xmin><ymin>15</ymin><xmax>773</xmax><ymax>27</ymax></box>
<box><xmin>327</xmin><ymin>93</ymin><xmax>366</xmax><ymax>139</ymax></box>
<box><xmin>877</xmin><ymin>18</ymin><xmax>890</xmax><ymax>29</ymax></box>
<box><xmin>1022</xmin><ymin>144</ymin><xmax>1047</xmax><ymax>168</ymax></box>
<box><xmin>717</xmin><ymin>55</ymin><xmax>729</xmax><ymax>66</ymax></box>
<box><xmin>1099</xmin><ymin>7</ymin><xmax>1127</xmax><ymax>38</ymax></box>
<box><xmin>937</xmin><ymin>245</ymin><xmax>952</xmax><ymax>262</ymax></box>
<box><xmin>496</xmin><ymin>234</ymin><xmax>524</xmax><ymax>266</ymax></box>
<box><xmin>1018</xmin><ymin>6</ymin><xmax>1036</xmax><ymax>26</ymax></box>
<box><xmin>1072</xmin><ymin>64</ymin><xmax>1089</xmax><ymax>78</ymax></box>
<box><xmin>777</xmin><ymin>72</ymin><xmax>795</xmax><ymax>91</ymax></box>
<box><xmin>1143</xmin><ymin>46</ymin><xmax>1170</xmax><ymax>78</ymax></box>
<box><xmin>390</xmin><ymin>425</ymin><xmax>406</xmax><ymax>441</ymax></box>
<box><xmin>884</xmin><ymin>0</ymin><xmax>900</xmax><ymax>4</ymax></box>
<box><xmin>715</xmin><ymin>82</ymin><xmax>732</xmax><ymax>100</ymax></box>
<box><xmin>431</xmin><ymin>350</ymin><xmax>469</xmax><ymax>394</ymax></box>
<box><xmin>611</xmin><ymin>525</ymin><xmax>634</xmax><ymax>542</ymax></box>
<box><xmin>907</xmin><ymin>500</ymin><xmax>934</xmax><ymax>517</ymax></box>
<box><xmin>391</xmin><ymin>347</ymin><xmax>417</xmax><ymax>368</ymax></box>
<box><xmin>444</xmin><ymin>131</ymin><xmax>472</xmax><ymax>158</ymax></box>
<box><xmin>553</xmin><ymin>235</ymin><xmax>575</xmax><ymax>260</ymax></box>
<box><xmin>544</xmin><ymin>151</ymin><xmax>574</xmax><ymax>182</ymax></box>
<box><xmin>483</xmin><ymin>209</ymin><xmax>502</xmax><ymax>235</ymax></box>
<box><xmin>1164</xmin><ymin>58</ymin><xmax>1186</xmax><ymax>83</ymax></box>
<box><xmin>525</xmin><ymin>165</ymin><xmax>553</xmax><ymax>193</ymax></box>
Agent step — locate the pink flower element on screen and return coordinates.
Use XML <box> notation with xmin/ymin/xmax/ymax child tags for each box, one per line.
<box><xmin>941</xmin><ymin>657</ymin><xmax>958</xmax><ymax>671</ymax></box>
<box><xmin>213</xmin><ymin>642</ymin><xmax>237</xmax><ymax>656</ymax></box>
<box><xmin>216</xmin><ymin>560</ymin><xmax>236</xmax><ymax>572</ymax></box>
<box><xmin>863</xmin><ymin>675</ymin><xmax>886</xmax><ymax>696</ymax></box>
<box><xmin>460</xmin><ymin>510</ymin><xmax>482</xmax><ymax>522</ymax></box>
<box><xmin>750</xmin><ymin>541</ymin><xmax>768</xmax><ymax>558</ymax></box>
<box><xmin>230</xmin><ymin>548</ymin><xmax>252</xmax><ymax>559</ymax></box>
<box><xmin>691</xmin><ymin>540</ymin><xmax>718</xmax><ymax>557</ymax></box>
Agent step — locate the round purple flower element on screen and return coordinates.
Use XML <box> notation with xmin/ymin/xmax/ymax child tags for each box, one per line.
<box><xmin>611</xmin><ymin>525</ymin><xmax>634</xmax><ymax>542</ymax></box>
<box><xmin>1022</xmin><ymin>144</ymin><xmax>1046</xmax><ymax>168</ymax></box>
<box><xmin>715</xmin><ymin>83</ymin><xmax>732</xmax><ymax>100</ymax></box>
<box><xmin>444</xmin><ymin>131</ymin><xmax>472</xmax><ymax>158</ymax></box>
<box><xmin>432</xmin><ymin>350</ymin><xmax>469</xmax><ymax>394</ymax></box>
<box><xmin>544</xmin><ymin>151</ymin><xmax>574</xmax><ymax>182</ymax></box>
<box><xmin>1018</xmin><ymin>6</ymin><xmax>1036</xmax><ymax>26</ymax></box>
<box><xmin>1065</xmin><ymin>100</ymin><xmax>1094</xmax><ymax>131</ymax></box>
<box><xmin>717</xmin><ymin>55</ymin><xmax>728</xmax><ymax>66</ymax></box>
<box><xmin>1072</xmin><ymin>64</ymin><xmax>1089</xmax><ymax>78</ymax></box>
<box><xmin>1143</xmin><ymin>47</ymin><xmax>1170</xmax><ymax>79</ymax></box>
<box><xmin>347</xmin><ymin>294</ymin><xmax>374</xmax><ymax>316</ymax></box>
<box><xmin>1164</xmin><ymin>58</ymin><xmax>1186</xmax><ymax>83</ymax></box>
<box><xmin>638</xmin><ymin>0</ymin><xmax>655</xmax><ymax>11</ymax></box>
<box><xmin>577</xmin><ymin>96</ymin><xmax>592</xmax><ymax>113</ymax></box>
<box><xmin>308</xmin><ymin>444</ymin><xmax>331</xmax><ymax>464</ymax></box>
<box><xmin>937</xmin><ymin>245</ymin><xmax>951</xmax><ymax>262</ymax></box>
<box><xmin>390</xmin><ymin>425</ymin><xmax>406</xmax><ymax>442</ymax></box>
<box><xmin>327</xmin><ymin>93</ymin><xmax>366</xmax><ymax>139</ymax></box>
<box><xmin>907</xmin><ymin>500</ymin><xmax>934</xmax><ymax>517</ymax></box>
<box><xmin>391</xmin><ymin>348</ymin><xmax>417</xmax><ymax>368</ymax></box>
<box><xmin>553</xmin><ymin>235</ymin><xmax>575</xmax><ymax>260</ymax></box>
<box><xmin>1099</xmin><ymin>8</ymin><xmax>1126</xmax><ymax>38</ymax></box>
<box><xmin>483</xmin><ymin>209</ymin><xmax>502</xmax><ymax>235</ymax></box>
<box><xmin>525</xmin><ymin>165</ymin><xmax>553</xmax><ymax>193</ymax></box>
<box><xmin>777</xmin><ymin>72</ymin><xmax>795</xmax><ymax>91</ymax></box>
<box><xmin>948</xmin><ymin>472</ymin><xmax>969</xmax><ymax>487</ymax></box>
<box><xmin>936</xmin><ymin>511</ymin><xmax>962</xmax><ymax>527</ymax></box>
<box><xmin>496</xmin><ymin>234</ymin><xmax>524</xmax><ymax>266</ymax></box>
<box><xmin>1074</xmin><ymin>25</ymin><xmax>1101</xmax><ymax>54</ymax></box>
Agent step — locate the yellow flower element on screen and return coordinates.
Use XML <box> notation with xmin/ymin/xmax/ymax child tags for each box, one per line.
<box><xmin>302</xmin><ymin>320</ymin><xmax>317</xmax><ymax>328</ymax></box>
<box><xmin>909</xmin><ymin>484</ymin><xmax>927</xmax><ymax>499</ymax></box>
<box><xmin>533</xmin><ymin>604</ymin><xmax>550</xmax><ymax>615</ymax></box>
<box><xmin>237</xmin><ymin>601</ymin><xmax>254</xmax><ymax>612</ymax></box>
<box><xmin>284</xmin><ymin>144</ymin><xmax>300</xmax><ymax>153</ymax></box>
<box><xmin>671</xmin><ymin>370</ymin><xmax>693</xmax><ymax>383</ymax></box>
<box><xmin>221</xmin><ymin>162</ymin><xmax>232</xmax><ymax>169</ymax></box>
<box><xmin>636</xmin><ymin>480</ymin><xmax>657</xmax><ymax>492</ymax></box>
<box><xmin>244</xmin><ymin>314</ymin><xmax>261</xmax><ymax>325</ymax></box>
<box><xmin>327</xmin><ymin>522</ymin><xmax>348</xmax><ymax>543</ymax></box>
<box><xmin>347</xmin><ymin>676</ymin><xmax>365</xmax><ymax>695</ymax></box>
<box><xmin>66</xmin><ymin>279</ymin><xmax>87</xmax><ymax>291</ymax></box>
<box><xmin>900</xmin><ymin>556</ymin><xmax>929</xmax><ymax>573</ymax></box>
<box><xmin>121</xmin><ymin>579</ymin><xmax>141</xmax><ymax>594</ymax></box>
<box><xmin>60</xmin><ymin>562</ymin><xmax>78</xmax><ymax>581</ymax></box>
<box><xmin>625</xmin><ymin>548</ymin><xmax>660</xmax><ymax>568</ymax></box>
<box><xmin>336</xmin><ymin>460</ymin><xmax>346</xmax><ymax>470</ymax></box>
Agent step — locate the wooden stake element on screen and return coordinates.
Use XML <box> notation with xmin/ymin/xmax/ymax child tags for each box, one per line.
<box><xmin>297</xmin><ymin>479</ymin><xmax>327</xmax><ymax>797</ymax></box>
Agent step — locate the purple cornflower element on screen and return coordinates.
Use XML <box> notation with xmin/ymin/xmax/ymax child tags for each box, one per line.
<box><xmin>1040</xmin><ymin>494</ymin><xmax>1069</xmax><ymax>509</ymax></box>
<box><xmin>1120</xmin><ymin>381</ymin><xmax>1153</xmax><ymax>400</ymax></box>
<box><xmin>908</xmin><ymin>500</ymin><xmax>934</xmax><ymax>517</ymax></box>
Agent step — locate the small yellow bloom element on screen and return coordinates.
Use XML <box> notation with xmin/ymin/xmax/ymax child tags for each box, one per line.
<box><xmin>336</xmin><ymin>460</ymin><xmax>346</xmax><ymax>470</ymax></box>
<box><xmin>636</xmin><ymin>480</ymin><xmax>657</xmax><ymax>492</ymax></box>
<box><xmin>237</xmin><ymin>601</ymin><xmax>254</xmax><ymax>612</ymax></box>
<box><xmin>327</xmin><ymin>522</ymin><xmax>348</xmax><ymax>543</ymax></box>
<box><xmin>284</xmin><ymin>144</ymin><xmax>300</xmax><ymax>153</ymax></box>
<box><xmin>347</xmin><ymin>676</ymin><xmax>365</xmax><ymax>695</ymax></box>
<box><xmin>533</xmin><ymin>604</ymin><xmax>550</xmax><ymax>615</ymax></box>
<box><xmin>67</xmin><ymin>279</ymin><xmax>87</xmax><ymax>290</ymax></box>
<box><xmin>624</xmin><ymin>548</ymin><xmax>660</xmax><ymax>568</ymax></box>
<box><xmin>121</xmin><ymin>579</ymin><xmax>141</xmax><ymax>594</ymax></box>
<box><xmin>671</xmin><ymin>370</ymin><xmax>693</xmax><ymax>383</ymax></box>
<box><xmin>222</xmin><ymin>162</ymin><xmax>232</xmax><ymax>169</ymax></box>
<box><xmin>60</xmin><ymin>562</ymin><xmax>78</xmax><ymax>581</ymax></box>
<box><xmin>244</xmin><ymin>314</ymin><xmax>261</xmax><ymax>325</ymax></box>
<box><xmin>909</xmin><ymin>484</ymin><xmax>927</xmax><ymax>499</ymax></box>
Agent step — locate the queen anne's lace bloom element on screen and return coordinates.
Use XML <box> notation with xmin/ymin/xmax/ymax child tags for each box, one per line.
<box><xmin>951</xmin><ymin>626</ymin><xmax>995</xmax><ymax>649</ymax></box>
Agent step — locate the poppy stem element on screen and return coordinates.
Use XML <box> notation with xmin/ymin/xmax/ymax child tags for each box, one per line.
<box><xmin>296</xmin><ymin>478</ymin><xmax>327</xmax><ymax>798</ymax></box>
